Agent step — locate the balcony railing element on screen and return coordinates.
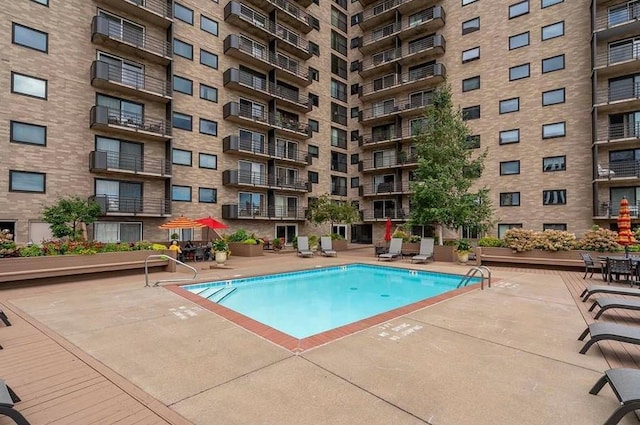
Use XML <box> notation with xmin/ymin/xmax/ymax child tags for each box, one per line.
<box><xmin>361</xmin><ymin>6</ymin><xmax>444</xmax><ymax>47</ymax></box>
<box><xmin>361</xmin><ymin>153</ymin><xmax>417</xmax><ymax>171</ymax></box>
<box><xmin>222</xmin><ymin>136</ymin><xmax>310</xmax><ymax>163</ymax></box>
<box><xmin>269</xmin><ymin>0</ymin><xmax>315</xmax><ymax>32</ymax></box>
<box><xmin>597</xmin><ymin>122</ymin><xmax>640</xmax><ymax>141</ymax></box>
<box><xmin>597</xmin><ymin>160</ymin><xmax>640</xmax><ymax>179</ymax></box>
<box><xmin>91</xmin><ymin>60</ymin><xmax>171</xmax><ymax>98</ymax></box>
<box><xmin>360</xmin><ymin>64</ymin><xmax>445</xmax><ymax>97</ymax></box>
<box><xmin>361</xmin><ymin>34</ymin><xmax>445</xmax><ymax>73</ymax></box>
<box><xmin>595</xmin><ymin>82</ymin><xmax>640</xmax><ymax>105</ymax></box>
<box><xmin>596</xmin><ymin>43</ymin><xmax>640</xmax><ymax>68</ymax></box>
<box><xmin>223</xmin><ymin>169</ymin><xmax>308</xmax><ymax>191</ymax></box>
<box><xmin>361</xmin><ymin>181</ymin><xmax>411</xmax><ymax>195</ymax></box>
<box><xmin>91</xmin><ymin>15</ymin><xmax>171</xmax><ymax>60</ymax></box>
<box><xmin>595</xmin><ymin>2</ymin><xmax>640</xmax><ymax>32</ymax></box>
<box><xmin>360</xmin><ymin>124</ymin><xmax>418</xmax><ymax>146</ymax></box>
<box><xmin>361</xmin><ymin>208</ymin><xmax>410</xmax><ymax>220</ymax></box>
<box><xmin>90</xmin><ymin>106</ymin><xmax>172</xmax><ymax>138</ymax></box>
<box><xmin>597</xmin><ymin>201</ymin><xmax>640</xmax><ymax>217</ymax></box>
<box><xmin>90</xmin><ymin>194</ymin><xmax>171</xmax><ymax>216</ymax></box>
<box><xmin>222</xmin><ymin>204</ymin><xmax>307</xmax><ymax>220</ymax></box>
<box><xmin>362</xmin><ymin>0</ymin><xmax>403</xmax><ymax>21</ymax></box>
<box><xmin>361</xmin><ymin>22</ymin><xmax>401</xmax><ymax>47</ymax></box>
<box><xmin>361</xmin><ymin>95</ymin><xmax>433</xmax><ymax>122</ymax></box>
<box><xmin>270</xmin><ymin>113</ymin><xmax>311</xmax><ymax>136</ymax></box>
<box><xmin>96</xmin><ymin>0</ymin><xmax>173</xmax><ymax>23</ymax></box>
<box><xmin>89</xmin><ymin>150</ymin><xmax>171</xmax><ymax>177</ymax></box>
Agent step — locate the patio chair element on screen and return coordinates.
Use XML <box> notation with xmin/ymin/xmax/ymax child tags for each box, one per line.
<box><xmin>590</xmin><ymin>368</ymin><xmax>640</xmax><ymax>425</ymax></box>
<box><xmin>577</xmin><ymin>322</ymin><xmax>640</xmax><ymax>354</ymax></box>
<box><xmin>589</xmin><ymin>297</ymin><xmax>640</xmax><ymax>319</ymax></box>
<box><xmin>581</xmin><ymin>284</ymin><xmax>640</xmax><ymax>302</ymax></box>
<box><xmin>0</xmin><ymin>311</ymin><xmax>10</xmax><ymax>327</ymax></box>
<box><xmin>378</xmin><ymin>238</ymin><xmax>402</xmax><ymax>261</ymax></box>
<box><xmin>606</xmin><ymin>258</ymin><xmax>634</xmax><ymax>284</ymax></box>
<box><xmin>580</xmin><ymin>253</ymin><xmax>606</xmax><ymax>280</ymax></box>
<box><xmin>193</xmin><ymin>247</ymin><xmax>205</xmax><ymax>262</ymax></box>
<box><xmin>0</xmin><ymin>379</ymin><xmax>30</xmax><ymax>425</ymax></box>
<box><xmin>320</xmin><ymin>236</ymin><xmax>337</xmax><ymax>257</ymax></box>
<box><xmin>297</xmin><ymin>236</ymin><xmax>314</xmax><ymax>258</ymax></box>
<box><xmin>411</xmin><ymin>238</ymin><xmax>435</xmax><ymax>264</ymax></box>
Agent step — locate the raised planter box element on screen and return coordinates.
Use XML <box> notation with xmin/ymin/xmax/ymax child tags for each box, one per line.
<box><xmin>229</xmin><ymin>242</ymin><xmax>264</xmax><ymax>257</ymax></box>
<box><xmin>477</xmin><ymin>247</ymin><xmax>611</xmax><ymax>269</ymax></box>
<box><xmin>0</xmin><ymin>250</ymin><xmax>172</xmax><ymax>283</ymax></box>
<box><xmin>331</xmin><ymin>239</ymin><xmax>348</xmax><ymax>251</ymax></box>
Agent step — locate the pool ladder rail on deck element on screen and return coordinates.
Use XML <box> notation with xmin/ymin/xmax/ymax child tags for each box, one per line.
<box><xmin>457</xmin><ymin>266</ymin><xmax>491</xmax><ymax>290</ymax></box>
<box><xmin>144</xmin><ymin>254</ymin><xmax>198</xmax><ymax>287</ymax></box>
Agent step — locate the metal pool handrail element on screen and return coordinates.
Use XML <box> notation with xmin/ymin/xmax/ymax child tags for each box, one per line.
<box><xmin>457</xmin><ymin>266</ymin><xmax>491</xmax><ymax>290</ymax></box>
<box><xmin>144</xmin><ymin>254</ymin><xmax>198</xmax><ymax>287</ymax></box>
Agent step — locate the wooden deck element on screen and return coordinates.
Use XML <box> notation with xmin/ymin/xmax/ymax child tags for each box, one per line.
<box><xmin>0</xmin><ymin>266</ymin><xmax>638</xmax><ymax>424</ymax></box>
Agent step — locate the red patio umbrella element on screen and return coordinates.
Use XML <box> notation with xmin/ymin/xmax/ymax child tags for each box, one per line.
<box><xmin>196</xmin><ymin>216</ymin><xmax>229</xmax><ymax>241</ymax></box>
<box><xmin>617</xmin><ymin>198</ymin><xmax>636</xmax><ymax>252</ymax></box>
<box><xmin>384</xmin><ymin>217</ymin><xmax>392</xmax><ymax>245</ymax></box>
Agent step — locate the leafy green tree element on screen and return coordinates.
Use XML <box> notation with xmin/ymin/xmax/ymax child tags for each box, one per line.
<box><xmin>42</xmin><ymin>197</ymin><xmax>102</xmax><ymax>241</ymax></box>
<box><xmin>410</xmin><ymin>83</ymin><xmax>493</xmax><ymax>244</ymax></box>
<box><xmin>307</xmin><ymin>194</ymin><xmax>360</xmax><ymax>232</ymax></box>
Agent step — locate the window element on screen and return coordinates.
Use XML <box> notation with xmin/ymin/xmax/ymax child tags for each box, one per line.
<box><xmin>31</xmin><ymin>0</ymin><xmax>48</xmax><ymax>5</ymax></box>
<box><xmin>331</xmin><ymin>176</ymin><xmax>347</xmax><ymax>196</ymax></box>
<box><xmin>499</xmin><ymin>129</ymin><xmax>520</xmax><ymax>144</ymax></box>
<box><xmin>200</xmin><ymin>84</ymin><xmax>218</xmax><ymax>103</ymax></box>
<box><xmin>173</xmin><ymin>39</ymin><xmax>193</xmax><ymax>59</ymax></box>
<box><xmin>351</xmin><ymin>107</ymin><xmax>359</xmax><ymax>118</ymax></box>
<box><xmin>500</xmin><ymin>192</ymin><xmax>521</xmax><ymax>206</ymax></box>
<box><xmin>542</xmin><ymin>21</ymin><xmax>564</xmax><ymax>40</ymax></box>
<box><xmin>509</xmin><ymin>32</ymin><xmax>529</xmax><ymax>50</ymax></box>
<box><xmin>350</xmin><ymin>154</ymin><xmax>359</xmax><ymax>164</ymax></box>
<box><xmin>333</xmin><ymin>0</ymin><xmax>347</xmax><ymax>9</ymax></box>
<box><xmin>173</xmin><ymin>75</ymin><xmax>193</xmax><ymax>95</ymax></box>
<box><xmin>466</xmin><ymin>135</ymin><xmax>481</xmax><ymax>149</ymax></box>
<box><xmin>509</xmin><ymin>63</ymin><xmax>530</xmax><ymax>81</ymax></box>
<box><xmin>10</xmin><ymin>121</ymin><xmax>46</xmax><ymax>146</ymax></box>
<box><xmin>172</xmin><ymin>148</ymin><xmax>192</xmax><ymax>166</ymax></box>
<box><xmin>199</xmin><ymin>153</ymin><xmax>217</xmax><ymax>169</ymax></box>
<box><xmin>543</xmin><ymin>223</ymin><xmax>567</xmax><ymax>231</ymax></box>
<box><xmin>200</xmin><ymin>49</ymin><xmax>218</xmax><ymax>69</ymax></box>
<box><xmin>542</xmin><ymin>54</ymin><xmax>565</xmax><ymax>73</ymax></box>
<box><xmin>331</xmin><ymin>7</ymin><xmax>347</xmax><ymax>32</ymax></box>
<box><xmin>308</xmin><ymin>145</ymin><xmax>319</xmax><ymax>158</ymax></box>
<box><xmin>462</xmin><ymin>76</ymin><xmax>480</xmax><ymax>92</ymax></box>
<box><xmin>308</xmin><ymin>120</ymin><xmax>319</xmax><ymax>133</ymax></box>
<box><xmin>351</xmin><ymin>130</ymin><xmax>359</xmax><ymax>141</ymax></box>
<box><xmin>9</xmin><ymin>170</ymin><xmax>45</xmax><ymax>193</ymax></box>
<box><xmin>543</xmin><ymin>155</ymin><xmax>566</xmax><ymax>172</ymax></box>
<box><xmin>172</xmin><ymin>112</ymin><xmax>192</xmax><ymax>131</ymax></box>
<box><xmin>498</xmin><ymin>223</ymin><xmax>522</xmax><ymax>238</ymax></box>
<box><xmin>199</xmin><ymin>188</ymin><xmax>217</xmax><ymax>203</ymax></box>
<box><xmin>462</xmin><ymin>47</ymin><xmax>480</xmax><ymax>63</ymax></box>
<box><xmin>172</xmin><ymin>185</ymin><xmax>192</xmax><ymax>202</ymax></box>
<box><xmin>543</xmin><ymin>189</ymin><xmax>566</xmax><ymax>205</ymax></box>
<box><xmin>309</xmin><ymin>93</ymin><xmax>319</xmax><ymax>107</ymax></box>
<box><xmin>509</xmin><ymin>1</ymin><xmax>529</xmax><ymax>19</ymax></box>
<box><xmin>462</xmin><ymin>17</ymin><xmax>480</xmax><ymax>35</ymax></box>
<box><xmin>331</xmin><ymin>79</ymin><xmax>347</xmax><ymax>101</ymax></box>
<box><xmin>94</xmin><ymin>222</ymin><xmax>142</xmax><ymax>243</ymax></box>
<box><xmin>331</xmin><ymin>54</ymin><xmax>347</xmax><ymax>79</ymax></box>
<box><xmin>542</xmin><ymin>88</ymin><xmax>565</xmax><ymax>106</ymax></box>
<box><xmin>462</xmin><ymin>105</ymin><xmax>481</xmax><ymax>120</ymax></box>
<box><xmin>11</xmin><ymin>72</ymin><xmax>47</xmax><ymax>99</ymax></box>
<box><xmin>331</xmin><ymin>31</ymin><xmax>347</xmax><ymax>55</ymax></box>
<box><xmin>500</xmin><ymin>160</ymin><xmax>520</xmax><ymax>175</ymax></box>
<box><xmin>351</xmin><ymin>177</ymin><xmax>360</xmax><ymax>188</ymax></box>
<box><xmin>331</xmin><ymin>151</ymin><xmax>348</xmax><ymax>172</ymax></box>
<box><xmin>542</xmin><ymin>0</ymin><xmax>563</xmax><ymax>8</ymax></box>
<box><xmin>174</xmin><ymin>2</ymin><xmax>193</xmax><ymax>24</ymax></box>
<box><xmin>462</xmin><ymin>0</ymin><xmax>478</xmax><ymax>4</ymax></box>
<box><xmin>331</xmin><ymin>103</ymin><xmax>347</xmax><ymax>125</ymax></box>
<box><xmin>199</xmin><ymin>119</ymin><xmax>217</xmax><ymax>136</ymax></box>
<box><xmin>200</xmin><ymin>15</ymin><xmax>218</xmax><ymax>36</ymax></box>
<box><xmin>331</xmin><ymin>127</ymin><xmax>347</xmax><ymax>149</ymax></box>
<box><xmin>309</xmin><ymin>67</ymin><xmax>319</xmax><ymax>81</ymax></box>
<box><xmin>12</xmin><ymin>23</ymin><xmax>48</xmax><ymax>52</ymax></box>
<box><xmin>542</xmin><ymin>121</ymin><xmax>566</xmax><ymax>139</ymax></box>
<box><xmin>308</xmin><ymin>171</ymin><xmax>319</xmax><ymax>183</ymax></box>
<box><xmin>499</xmin><ymin>97</ymin><xmax>520</xmax><ymax>114</ymax></box>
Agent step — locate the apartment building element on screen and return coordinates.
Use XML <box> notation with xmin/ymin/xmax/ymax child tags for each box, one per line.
<box><xmin>0</xmin><ymin>0</ymin><xmax>633</xmax><ymax>245</ymax></box>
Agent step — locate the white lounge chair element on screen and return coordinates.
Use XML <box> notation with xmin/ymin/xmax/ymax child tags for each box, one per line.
<box><xmin>320</xmin><ymin>236</ymin><xmax>337</xmax><ymax>257</ymax></box>
<box><xmin>297</xmin><ymin>236</ymin><xmax>314</xmax><ymax>258</ymax></box>
<box><xmin>378</xmin><ymin>238</ymin><xmax>402</xmax><ymax>261</ymax></box>
<box><xmin>411</xmin><ymin>238</ymin><xmax>435</xmax><ymax>263</ymax></box>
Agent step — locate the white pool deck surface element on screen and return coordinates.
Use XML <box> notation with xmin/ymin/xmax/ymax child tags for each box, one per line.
<box><xmin>0</xmin><ymin>246</ymin><xmax>639</xmax><ymax>425</ymax></box>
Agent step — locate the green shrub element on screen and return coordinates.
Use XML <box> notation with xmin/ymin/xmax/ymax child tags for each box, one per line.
<box><xmin>242</xmin><ymin>238</ymin><xmax>257</xmax><ymax>245</ymax></box>
<box><xmin>330</xmin><ymin>233</ymin><xmax>346</xmax><ymax>241</ymax></box>
<box><xmin>455</xmin><ymin>239</ymin><xmax>473</xmax><ymax>253</ymax></box>
<box><xmin>227</xmin><ymin>229</ymin><xmax>249</xmax><ymax>242</ymax></box>
<box><xmin>477</xmin><ymin>237</ymin><xmax>504</xmax><ymax>247</ymax></box>
<box><xmin>19</xmin><ymin>245</ymin><xmax>44</xmax><ymax>257</ymax></box>
<box><xmin>576</xmin><ymin>227</ymin><xmax>621</xmax><ymax>252</ymax></box>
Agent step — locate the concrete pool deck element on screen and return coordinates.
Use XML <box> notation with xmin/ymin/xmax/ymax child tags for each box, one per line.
<box><xmin>0</xmin><ymin>248</ymin><xmax>639</xmax><ymax>424</ymax></box>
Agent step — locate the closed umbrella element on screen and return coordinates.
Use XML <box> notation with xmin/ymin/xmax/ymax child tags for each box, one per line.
<box><xmin>384</xmin><ymin>217</ymin><xmax>392</xmax><ymax>245</ymax></box>
<box><xmin>617</xmin><ymin>197</ymin><xmax>636</xmax><ymax>256</ymax></box>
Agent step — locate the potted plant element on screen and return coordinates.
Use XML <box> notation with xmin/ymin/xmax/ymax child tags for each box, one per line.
<box><xmin>272</xmin><ymin>238</ymin><xmax>282</xmax><ymax>251</ymax></box>
<box><xmin>455</xmin><ymin>239</ymin><xmax>473</xmax><ymax>264</ymax></box>
<box><xmin>170</xmin><ymin>232</ymin><xmax>180</xmax><ymax>241</ymax></box>
<box><xmin>212</xmin><ymin>239</ymin><xmax>230</xmax><ymax>264</ymax></box>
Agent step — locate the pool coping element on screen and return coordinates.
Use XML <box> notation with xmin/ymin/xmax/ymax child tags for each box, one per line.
<box><xmin>165</xmin><ymin>264</ymin><xmax>486</xmax><ymax>353</ymax></box>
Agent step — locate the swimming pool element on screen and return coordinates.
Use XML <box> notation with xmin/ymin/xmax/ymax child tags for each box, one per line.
<box><xmin>183</xmin><ymin>264</ymin><xmax>478</xmax><ymax>339</ymax></box>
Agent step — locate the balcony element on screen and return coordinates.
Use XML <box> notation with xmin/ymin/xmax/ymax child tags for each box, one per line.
<box><xmin>360</xmin><ymin>95</ymin><xmax>433</xmax><ymax>125</ymax></box>
<box><xmin>360</xmin><ymin>34</ymin><xmax>445</xmax><ymax>78</ymax></box>
<box><xmin>595</xmin><ymin>43</ymin><xmax>640</xmax><ymax>76</ymax></box>
<box><xmin>224</xmin><ymin>1</ymin><xmax>312</xmax><ymax>60</ymax></box>
<box><xmin>89</xmin><ymin>150</ymin><xmax>171</xmax><ymax>178</ymax></box>
<box><xmin>222</xmin><ymin>204</ymin><xmax>307</xmax><ymax>221</ymax></box>
<box><xmin>90</xmin><ymin>105</ymin><xmax>172</xmax><ymax>141</ymax></box>
<box><xmin>293</xmin><ymin>0</ymin><xmax>312</xmax><ymax>7</ymax></box>
<box><xmin>359</xmin><ymin>124</ymin><xmax>417</xmax><ymax>149</ymax></box>
<box><xmin>89</xmin><ymin>194</ymin><xmax>171</xmax><ymax>217</ymax></box>
<box><xmin>95</xmin><ymin>0</ymin><xmax>172</xmax><ymax>28</ymax></box>
<box><xmin>223</xmin><ymin>68</ymin><xmax>311</xmax><ymax>112</ymax></box>
<box><xmin>222</xmin><ymin>102</ymin><xmax>311</xmax><ymax>138</ymax></box>
<box><xmin>594</xmin><ymin>82</ymin><xmax>640</xmax><ymax>112</ymax></box>
<box><xmin>243</xmin><ymin>0</ymin><xmax>315</xmax><ymax>33</ymax></box>
<box><xmin>222</xmin><ymin>170</ymin><xmax>309</xmax><ymax>192</ymax></box>
<box><xmin>595</xmin><ymin>122</ymin><xmax>640</xmax><ymax>145</ymax></box>
<box><xmin>361</xmin><ymin>181</ymin><xmax>412</xmax><ymax>196</ymax></box>
<box><xmin>91</xmin><ymin>15</ymin><xmax>172</xmax><ymax>64</ymax></box>
<box><xmin>361</xmin><ymin>208</ymin><xmax>410</xmax><ymax>221</ymax></box>
<box><xmin>223</xmin><ymin>35</ymin><xmax>312</xmax><ymax>86</ymax></box>
<box><xmin>360</xmin><ymin>153</ymin><xmax>417</xmax><ymax>172</ymax></box>
<box><xmin>359</xmin><ymin>63</ymin><xmax>446</xmax><ymax>101</ymax></box>
<box><xmin>595</xmin><ymin>200</ymin><xmax>640</xmax><ymax>219</ymax></box>
<box><xmin>90</xmin><ymin>61</ymin><xmax>171</xmax><ymax>102</ymax></box>
<box><xmin>361</xmin><ymin>1</ymin><xmax>441</xmax><ymax>32</ymax></box>
<box><xmin>595</xmin><ymin>2</ymin><xmax>640</xmax><ymax>41</ymax></box>
<box><xmin>222</xmin><ymin>136</ymin><xmax>310</xmax><ymax>165</ymax></box>
<box><xmin>595</xmin><ymin>160</ymin><xmax>640</xmax><ymax>182</ymax></box>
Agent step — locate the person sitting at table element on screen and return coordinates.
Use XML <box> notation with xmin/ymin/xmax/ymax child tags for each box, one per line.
<box><xmin>204</xmin><ymin>241</ymin><xmax>212</xmax><ymax>261</ymax></box>
<box><xmin>169</xmin><ymin>240</ymin><xmax>184</xmax><ymax>262</ymax></box>
<box><xmin>184</xmin><ymin>240</ymin><xmax>194</xmax><ymax>249</ymax></box>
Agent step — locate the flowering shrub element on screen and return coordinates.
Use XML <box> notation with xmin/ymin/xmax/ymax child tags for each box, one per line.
<box><xmin>503</xmin><ymin>228</ymin><xmax>538</xmax><ymax>252</ymax></box>
<box><xmin>13</xmin><ymin>240</ymin><xmax>162</xmax><ymax>257</ymax></box>
<box><xmin>477</xmin><ymin>237</ymin><xmax>504</xmax><ymax>248</ymax></box>
<box><xmin>0</xmin><ymin>229</ymin><xmax>17</xmax><ymax>257</ymax></box>
<box><xmin>534</xmin><ymin>230</ymin><xmax>576</xmax><ymax>252</ymax></box>
<box><xmin>575</xmin><ymin>227</ymin><xmax>621</xmax><ymax>252</ymax></box>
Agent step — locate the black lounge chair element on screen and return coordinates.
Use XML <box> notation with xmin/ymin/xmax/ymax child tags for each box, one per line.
<box><xmin>578</xmin><ymin>322</ymin><xmax>640</xmax><ymax>354</ymax></box>
<box><xmin>590</xmin><ymin>368</ymin><xmax>640</xmax><ymax>425</ymax></box>
<box><xmin>580</xmin><ymin>285</ymin><xmax>640</xmax><ymax>302</ymax></box>
<box><xmin>0</xmin><ymin>310</ymin><xmax>11</xmax><ymax>327</ymax></box>
<box><xmin>589</xmin><ymin>297</ymin><xmax>640</xmax><ymax>319</ymax></box>
<box><xmin>0</xmin><ymin>379</ymin><xmax>29</xmax><ymax>425</ymax></box>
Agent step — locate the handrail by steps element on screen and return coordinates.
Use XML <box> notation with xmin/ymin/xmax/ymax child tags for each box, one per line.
<box><xmin>457</xmin><ymin>266</ymin><xmax>492</xmax><ymax>290</ymax></box>
<box><xmin>144</xmin><ymin>254</ymin><xmax>198</xmax><ymax>287</ymax></box>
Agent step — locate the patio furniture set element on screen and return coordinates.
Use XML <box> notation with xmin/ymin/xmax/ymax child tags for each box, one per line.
<box><xmin>377</xmin><ymin>237</ymin><xmax>435</xmax><ymax>264</ymax></box>
<box><xmin>296</xmin><ymin>236</ymin><xmax>337</xmax><ymax>258</ymax></box>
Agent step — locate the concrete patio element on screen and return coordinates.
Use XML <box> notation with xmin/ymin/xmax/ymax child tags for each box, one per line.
<box><xmin>0</xmin><ymin>247</ymin><xmax>638</xmax><ymax>424</ymax></box>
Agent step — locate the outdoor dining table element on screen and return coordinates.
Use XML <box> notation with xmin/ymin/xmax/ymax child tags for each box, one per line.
<box><xmin>598</xmin><ymin>255</ymin><xmax>640</xmax><ymax>282</ymax></box>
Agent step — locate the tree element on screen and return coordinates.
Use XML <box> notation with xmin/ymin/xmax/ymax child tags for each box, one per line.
<box><xmin>307</xmin><ymin>194</ymin><xmax>360</xmax><ymax>233</ymax></box>
<box><xmin>42</xmin><ymin>196</ymin><xmax>102</xmax><ymax>241</ymax></box>
<box><xmin>410</xmin><ymin>83</ymin><xmax>493</xmax><ymax>244</ymax></box>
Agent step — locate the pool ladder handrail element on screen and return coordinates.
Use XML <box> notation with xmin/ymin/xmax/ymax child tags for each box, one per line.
<box><xmin>144</xmin><ymin>254</ymin><xmax>198</xmax><ymax>287</ymax></box>
<box><xmin>457</xmin><ymin>266</ymin><xmax>491</xmax><ymax>290</ymax></box>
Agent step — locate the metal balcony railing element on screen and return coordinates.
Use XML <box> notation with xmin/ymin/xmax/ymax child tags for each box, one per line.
<box><xmin>269</xmin><ymin>0</ymin><xmax>314</xmax><ymax>28</ymax></box>
<box><xmin>91</xmin><ymin>15</ymin><xmax>171</xmax><ymax>59</ymax></box>
<box><xmin>595</xmin><ymin>2</ymin><xmax>640</xmax><ymax>32</ymax></box>
<box><xmin>90</xmin><ymin>105</ymin><xmax>172</xmax><ymax>137</ymax></box>
<box><xmin>224</xmin><ymin>169</ymin><xmax>308</xmax><ymax>190</ymax></box>
<box><xmin>90</xmin><ymin>194</ymin><xmax>171</xmax><ymax>215</ymax></box>
<box><xmin>360</xmin><ymin>64</ymin><xmax>445</xmax><ymax>96</ymax></box>
<box><xmin>597</xmin><ymin>160</ymin><xmax>640</xmax><ymax>179</ymax></box>
<box><xmin>361</xmin><ymin>95</ymin><xmax>433</xmax><ymax>121</ymax></box>
<box><xmin>222</xmin><ymin>204</ymin><xmax>307</xmax><ymax>220</ymax></box>
<box><xmin>362</xmin><ymin>35</ymin><xmax>444</xmax><ymax>73</ymax></box>
<box><xmin>361</xmin><ymin>22</ymin><xmax>401</xmax><ymax>47</ymax></box>
<box><xmin>270</xmin><ymin>113</ymin><xmax>311</xmax><ymax>135</ymax></box>
<box><xmin>595</xmin><ymin>82</ymin><xmax>640</xmax><ymax>105</ymax></box>
<box><xmin>361</xmin><ymin>153</ymin><xmax>417</xmax><ymax>170</ymax></box>
<box><xmin>361</xmin><ymin>208</ymin><xmax>410</xmax><ymax>220</ymax></box>
<box><xmin>91</xmin><ymin>60</ymin><xmax>171</xmax><ymax>97</ymax></box>
<box><xmin>89</xmin><ymin>150</ymin><xmax>171</xmax><ymax>176</ymax></box>
<box><xmin>597</xmin><ymin>201</ymin><xmax>640</xmax><ymax>217</ymax></box>
<box><xmin>597</xmin><ymin>122</ymin><xmax>640</xmax><ymax>141</ymax></box>
<box><xmin>362</xmin><ymin>0</ymin><xmax>403</xmax><ymax>21</ymax></box>
<box><xmin>226</xmin><ymin>68</ymin><xmax>309</xmax><ymax>106</ymax></box>
<box><xmin>596</xmin><ymin>43</ymin><xmax>640</xmax><ymax>67</ymax></box>
<box><xmin>222</xmin><ymin>136</ymin><xmax>310</xmax><ymax>163</ymax></box>
<box><xmin>361</xmin><ymin>181</ymin><xmax>411</xmax><ymax>195</ymax></box>
<box><xmin>360</xmin><ymin>124</ymin><xmax>418</xmax><ymax>145</ymax></box>
<box><xmin>361</xmin><ymin>6</ymin><xmax>443</xmax><ymax>46</ymax></box>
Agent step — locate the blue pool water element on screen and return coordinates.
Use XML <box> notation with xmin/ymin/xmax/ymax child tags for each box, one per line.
<box><xmin>183</xmin><ymin>264</ymin><xmax>476</xmax><ymax>339</ymax></box>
